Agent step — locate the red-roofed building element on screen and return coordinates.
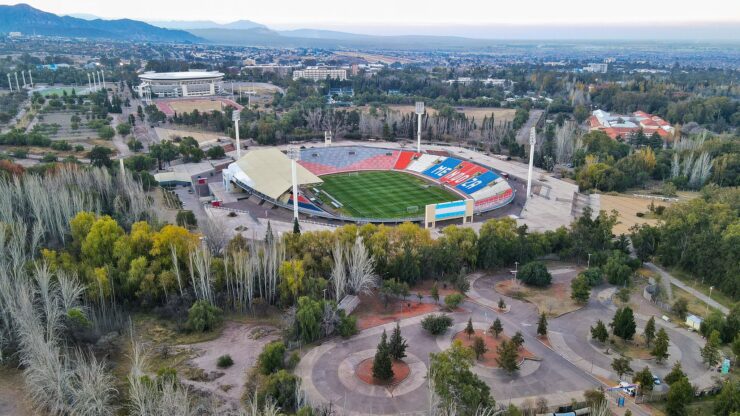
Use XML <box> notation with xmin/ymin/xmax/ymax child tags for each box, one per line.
<box><xmin>589</xmin><ymin>109</ymin><xmax>674</xmax><ymax>140</ymax></box>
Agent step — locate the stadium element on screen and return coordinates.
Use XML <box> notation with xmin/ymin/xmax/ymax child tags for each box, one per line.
<box><xmin>137</xmin><ymin>71</ymin><xmax>225</xmax><ymax>98</ymax></box>
<box><xmin>223</xmin><ymin>146</ymin><xmax>515</xmax><ymax>224</ymax></box>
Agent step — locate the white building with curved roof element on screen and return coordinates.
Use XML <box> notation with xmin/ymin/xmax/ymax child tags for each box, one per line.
<box><xmin>137</xmin><ymin>71</ymin><xmax>224</xmax><ymax>98</ymax></box>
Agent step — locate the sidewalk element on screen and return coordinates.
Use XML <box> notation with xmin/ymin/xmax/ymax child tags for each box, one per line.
<box><xmin>644</xmin><ymin>262</ymin><xmax>728</xmax><ymax>315</ymax></box>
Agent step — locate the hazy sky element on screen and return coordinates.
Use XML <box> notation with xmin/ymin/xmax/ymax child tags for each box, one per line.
<box><xmin>7</xmin><ymin>0</ymin><xmax>740</xmax><ymax>27</ymax></box>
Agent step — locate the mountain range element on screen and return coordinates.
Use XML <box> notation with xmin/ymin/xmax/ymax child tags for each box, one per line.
<box><xmin>1</xmin><ymin>4</ymin><xmax>738</xmax><ymax>49</ymax></box>
<box><xmin>0</xmin><ymin>4</ymin><xmax>199</xmax><ymax>42</ymax></box>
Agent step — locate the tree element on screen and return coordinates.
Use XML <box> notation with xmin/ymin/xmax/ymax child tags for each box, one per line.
<box><xmin>429</xmin><ymin>340</ymin><xmax>493</xmax><ymax>413</ymax></box>
<box><xmin>116</xmin><ymin>122</ymin><xmax>132</xmax><ymax>136</ymax></box>
<box><xmin>664</xmin><ymin>362</ymin><xmax>686</xmax><ymax>385</ymax></box>
<box><xmin>517</xmin><ymin>261</ymin><xmax>552</xmax><ymax>287</ymax></box>
<box><xmin>611</xmin><ymin>307</ymin><xmax>636</xmax><ymax>341</ymax></box>
<box><xmin>496</xmin><ymin>339</ymin><xmax>520</xmax><ymax>373</ymax></box>
<box><xmin>666</xmin><ymin>377</ymin><xmax>692</xmax><ymax>416</ymax></box>
<box><xmin>591</xmin><ymin>320</ymin><xmax>609</xmax><ymax>343</ymax></box>
<box><xmin>292</xmin><ymin>218</ymin><xmax>300</xmax><ymax>235</ymax></box>
<box><xmin>537</xmin><ymin>312</ymin><xmax>548</xmax><ymax>337</ymax></box>
<box><xmin>490</xmin><ymin>318</ymin><xmax>503</xmax><ymax>338</ymax></box>
<box><xmin>511</xmin><ymin>331</ymin><xmax>524</xmax><ymax>349</ymax></box>
<box><xmin>713</xmin><ymin>380</ymin><xmax>740</xmax><ymax>416</ymax></box>
<box><xmin>206</xmin><ymin>146</ymin><xmax>225</xmax><ymax>159</ymax></box>
<box><xmin>652</xmin><ymin>328</ymin><xmax>670</xmax><ymax>363</ymax></box>
<box><xmin>644</xmin><ymin>316</ymin><xmax>656</xmax><ymax>347</ymax></box>
<box><xmin>430</xmin><ymin>282</ymin><xmax>439</xmax><ymax>303</ymax></box>
<box><xmin>88</xmin><ymin>145</ymin><xmax>112</xmax><ymax>168</ymax></box>
<box><xmin>465</xmin><ymin>318</ymin><xmax>475</xmax><ymax>339</ymax></box>
<box><xmin>421</xmin><ymin>314</ymin><xmax>453</xmax><ymax>335</ymax></box>
<box><xmin>372</xmin><ymin>330</ymin><xmax>393</xmax><ymax>381</ymax></box>
<box><xmin>672</xmin><ymin>298</ymin><xmax>689</xmax><ymax>320</ymax></box>
<box><xmin>473</xmin><ymin>336</ymin><xmax>488</xmax><ymax>360</ymax></box>
<box><xmin>258</xmin><ymin>341</ymin><xmax>286</xmax><ymax>375</ymax></box>
<box><xmin>295</xmin><ymin>296</ymin><xmax>323</xmax><ymax>343</ymax></box>
<box><xmin>97</xmin><ymin>125</ymin><xmax>115</xmax><ymax>140</ymax></box>
<box><xmin>186</xmin><ymin>300</ymin><xmax>223</xmax><ymax>332</ymax></box>
<box><xmin>570</xmin><ymin>275</ymin><xmax>591</xmax><ymax>304</ymax></box>
<box><xmin>701</xmin><ymin>330</ymin><xmax>721</xmax><ymax>367</ymax></box>
<box><xmin>633</xmin><ymin>366</ymin><xmax>654</xmax><ymax>396</ymax></box>
<box><xmin>611</xmin><ymin>356</ymin><xmax>633</xmax><ymax>380</ymax></box>
<box><xmin>388</xmin><ymin>322</ymin><xmax>407</xmax><ymax>360</ymax></box>
<box><xmin>498</xmin><ymin>298</ymin><xmax>506</xmax><ymax>310</ymax></box>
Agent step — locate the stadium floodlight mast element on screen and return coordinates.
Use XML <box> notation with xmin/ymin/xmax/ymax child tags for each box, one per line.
<box><xmin>27</xmin><ymin>70</ymin><xmax>32</xmax><ymax>87</ymax></box>
<box><xmin>21</xmin><ymin>71</ymin><xmax>26</xmax><ymax>88</ymax></box>
<box><xmin>233</xmin><ymin>111</ymin><xmax>241</xmax><ymax>158</ymax></box>
<box><xmin>14</xmin><ymin>72</ymin><xmax>20</xmax><ymax>91</ymax></box>
<box><xmin>415</xmin><ymin>101</ymin><xmax>425</xmax><ymax>153</ymax></box>
<box><xmin>526</xmin><ymin>127</ymin><xmax>536</xmax><ymax>200</ymax></box>
<box><xmin>7</xmin><ymin>73</ymin><xmax>12</xmax><ymax>91</ymax></box>
<box><xmin>100</xmin><ymin>70</ymin><xmax>106</xmax><ymax>90</ymax></box>
<box><xmin>87</xmin><ymin>73</ymin><xmax>92</xmax><ymax>92</ymax></box>
<box><xmin>287</xmin><ymin>146</ymin><xmax>301</xmax><ymax>221</ymax></box>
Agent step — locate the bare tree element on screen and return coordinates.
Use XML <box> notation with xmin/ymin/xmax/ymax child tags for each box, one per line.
<box><xmin>346</xmin><ymin>236</ymin><xmax>378</xmax><ymax>295</ymax></box>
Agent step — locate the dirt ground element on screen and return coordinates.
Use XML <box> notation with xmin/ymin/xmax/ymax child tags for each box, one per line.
<box><xmin>453</xmin><ymin>329</ymin><xmax>536</xmax><ymax>368</ymax></box>
<box><xmin>0</xmin><ymin>367</ymin><xmax>34</xmax><ymax>416</ymax></box>
<box><xmin>354</xmin><ymin>292</ymin><xmax>440</xmax><ymax>330</ymax></box>
<box><xmin>167</xmin><ymin>99</ymin><xmax>228</xmax><ymax>114</ymax></box>
<box><xmin>495</xmin><ymin>266</ymin><xmax>584</xmax><ymax>317</ymax></box>
<box><xmin>599</xmin><ymin>194</ymin><xmax>677</xmax><ymax>235</ymax></box>
<box><xmin>355</xmin><ymin>358</ymin><xmax>410</xmax><ymax>386</ymax></box>
<box><xmin>381</xmin><ymin>105</ymin><xmax>515</xmax><ymax>123</ymax></box>
<box><xmin>180</xmin><ymin>321</ymin><xmax>280</xmax><ymax>401</ymax></box>
<box><xmin>411</xmin><ymin>280</ymin><xmax>460</xmax><ymax>297</ymax></box>
<box><xmin>154</xmin><ymin>127</ymin><xmax>224</xmax><ymax>145</ymax></box>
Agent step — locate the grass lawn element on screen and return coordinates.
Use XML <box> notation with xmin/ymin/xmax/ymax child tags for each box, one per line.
<box><xmin>316</xmin><ymin>171</ymin><xmax>459</xmax><ymax>219</ymax></box>
<box><xmin>668</xmin><ymin>267</ymin><xmax>734</xmax><ymax>310</ymax></box>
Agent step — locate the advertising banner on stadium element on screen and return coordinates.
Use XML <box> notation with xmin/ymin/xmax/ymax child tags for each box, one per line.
<box><xmin>424</xmin><ymin>199</ymin><xmax>474</xmax><ymax>228</ymax></box>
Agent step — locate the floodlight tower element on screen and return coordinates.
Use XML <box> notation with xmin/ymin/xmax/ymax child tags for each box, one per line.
<box><xmin>27</xmin><ymin>70</ymin><xmax>32</xmax><ymax>87</ymax></box>
<box><xmin>21</xmin><ymin>71</ymin><xmax>26</xmax><ymax>88</ymax></box>
<box><xmin>7</xmin><ymin>74</ymin><xmax>12</xmax><ymax>91</ymax></box>
<box><xmin>232</xmin><ymin>111</ymin><xmax>241</xmax><ymax>158</ymax></box>
<box><xmin>87</xmin><ymin>73</ymin><xmax>92</xmax><ymax>91</ymax></box>
<box><xmin>287</xmin><ymin>146</ymin><xmax>301</xmax><ymax>221</ymax></box>
<box><xmin>415</xmin><ymin>101</ymin><xmax>424</xmax><ymax>153</ymax></box>
<box><xmin>14</xmin><ymin>72</ymin><xmax>20</xmax><ymax>91</ymax></box>
<box><xmin>526</xmin><ymin>127</ymin><xmax>536</xmax><ymax>200</ymax></box>
<box><xmin>100</xmin><ymin>71</ymin><xmax>106</xmax><ymax>90</ymax></box>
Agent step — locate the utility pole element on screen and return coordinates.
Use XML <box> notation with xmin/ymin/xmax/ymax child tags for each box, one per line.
<box><xmin>526</xmin><ymin>127</ymin><xmax>536</xmax><ymax>200</ymax></box>
<box><xmin>233</xmin><ymin>111</ymin><xmax>241</xmax><ymax>159</ymax></box>
<box><xmin>288</xmin><ymin>147</ymin><xmax>300</xmax><ymax>221</ymax></box>
<box><xmin>415</xmin><ymin>101</ymin><xmax>424</xmax><ymax>153</ymax></box>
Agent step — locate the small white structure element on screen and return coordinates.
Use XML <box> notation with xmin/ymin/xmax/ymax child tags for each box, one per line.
<box><xmin>686</xmin><ymin>314</ymin><xmax>702</xmax><ymax>331</ymax></box>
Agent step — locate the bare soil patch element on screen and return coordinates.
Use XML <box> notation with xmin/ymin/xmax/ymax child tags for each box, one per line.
<box><xmin>599</xmin><ymin>194</ymin><xmax>679</xmax><ymax>235</ymax></box>
<box><xmin>0</xmin><ymin>367</ymin><xmax>34</xmax><ymax>416</ymax></box>
<box><xmin>453</xmin><ymin>329</ymin><xmax>535</xmax><ymax>368</ymax></box>
<box><xmin>355</xmin><ymin>358</ymin><xmax>410</xmax><ymax>386</ymax></box>
<box><xmin>495</xmin><ymin>268</ymin><xmax>583</xmax><ymax>317</ymax></box>
<box><xmin>354</xmin><ymin>292</ymin><xmax>440</xmax><ymax>330</ymax></box>
<box><xmin>411</xmin><ymin>280</ymin><xmax>459</xmax><ymax>297</ymax></box>
<box><xmin>181</xmin><ymin>321</ymin><xmax>280</xmax><ymax>400</ymax></box>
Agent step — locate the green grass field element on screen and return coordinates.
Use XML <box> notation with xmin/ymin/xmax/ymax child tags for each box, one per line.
<box><xmin>316</xmin><ymin>171</ymin><xmax>460</xmax><ymax>219</ymax></box>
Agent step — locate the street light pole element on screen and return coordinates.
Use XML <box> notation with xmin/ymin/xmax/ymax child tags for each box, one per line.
<box><xmin>707</xmin><ymin>286</ymin><xmax>713</xmax><ymax>315</ymax></box>
<box><xmin>588</xmin><ymin>253</ymin><xmax>592</xmax><ymax>269</ymax></box>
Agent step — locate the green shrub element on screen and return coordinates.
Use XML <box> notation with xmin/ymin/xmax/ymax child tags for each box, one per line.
<box><xmin>444</xmin><ymin>293</ymin><xmax>464</xmax><ymax>311</ymax></box>
<box><xmin>286</xmin><ymin>351</ymin><xmax>300</xmax><ymax>370</ymax></box>
<box><xmin>156</xmin><ymin>367</ymin><xmax>177</xmax><ymax>386</ymax></box>
<box><xmin>216</xmin><ymin>354</ymin><xmax>234</xmax><ymax>368</ymax></box>
<box><xmin>186</xmin><ymin>300</ymin><xmax>222</xmax><ymax>332</ymax></box>
<box><xmin>581</xmin><ymin>268</ymin><xmax>603</xmax><ymax>286</ymax></box>
<box><xmin>518</xmin><ymin>261</ymin><xmax>552</xmax><ymax>287</ymax></box>
<box><xmin>337</xmin><ymin>311</ymin><xmax>358</xmax><ymax>338</ymax></box>
<box><xmin>258</xmin><ymin>341</ymin><xmax>286</xmax><ymax>375</ymax></box>
<box><xmin>256</xmin><ymin>370</ymin><xmax>298</xmax><ymax>412</ymax></box>
<box><xmin>421</xmin><ymin>314</ymin><xmax>453</xmax><ymax>335</ymax></box>
<box><xmin>176</xmin><ymin>210</ymin><xmax>197</xmax><ymax>228</ymax></box>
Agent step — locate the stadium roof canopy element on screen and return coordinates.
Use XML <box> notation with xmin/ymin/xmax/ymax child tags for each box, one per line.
<box><xmin>138</xmin><ymin>71</ymin><xmax>224</xmax><ymax>81</ymax></box>
<box><xmin>229</xmin><ymin>148</ymin><xmax>322</xmax><ymax>199</ymax></box>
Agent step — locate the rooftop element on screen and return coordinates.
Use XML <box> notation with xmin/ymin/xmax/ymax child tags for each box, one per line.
<box><xmin>138</xmin><ymin>71</ymin><xmax>224</xmax><ymax>81</ymax></box>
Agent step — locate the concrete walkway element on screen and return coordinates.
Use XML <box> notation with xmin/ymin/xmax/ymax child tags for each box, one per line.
<box><xmin>644</xmin><ymin>262</ymin><xmax>729</xmax><ymax>315</ymax></box>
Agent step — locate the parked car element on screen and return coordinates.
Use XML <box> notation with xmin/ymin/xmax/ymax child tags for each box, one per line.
<box><xmin>653</xmin><ymin>375</ymin><xmax>661</xmax><ymax>385</ymax></box>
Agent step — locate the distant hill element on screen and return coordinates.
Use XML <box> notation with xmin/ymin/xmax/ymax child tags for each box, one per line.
<box><xmin>0</xmin><ymin>4</ymin><xmax>200</xmax><ymax>42</ymax></box>
<box><xmin>189</xmin><ymin>27</ymin><xmax>503</xmax><ymax>50</ymax></box>
<box><xmin>149</xmin><ymin>19</ymin><xmax>266</xmax><ymax>31</ymax></box>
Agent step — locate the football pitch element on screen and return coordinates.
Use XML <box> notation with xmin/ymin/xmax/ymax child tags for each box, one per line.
<box><xmin>316</xmin><ymin>171</ymin><xmax>460</xmax><ymax>219</ymax></box>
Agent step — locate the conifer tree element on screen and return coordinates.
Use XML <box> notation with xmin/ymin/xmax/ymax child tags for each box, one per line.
<box><xmin>537</xmin><ymin>312</ymin><xmax>548</xmax><ymax>337</ymax></box>
<box><xmin>465</xmin><ymin>317</ymin><xmax>475</xmax><ymax>339</ymax></box>
<box><xmin>388</xmin><ymin>322</ymin><xmax>407</xmax><ymax>360</ymax></box>
<box><xmin>372</xmin><ymin>330</ymin><xmax>393</xmax><ymax>381</ymax></box>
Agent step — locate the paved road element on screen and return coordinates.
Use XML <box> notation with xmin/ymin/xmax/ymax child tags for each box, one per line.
<box><xmin>644</xmin><ymin>262</ymin><xmax>729</xmax><ymax>315</ymax></box>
